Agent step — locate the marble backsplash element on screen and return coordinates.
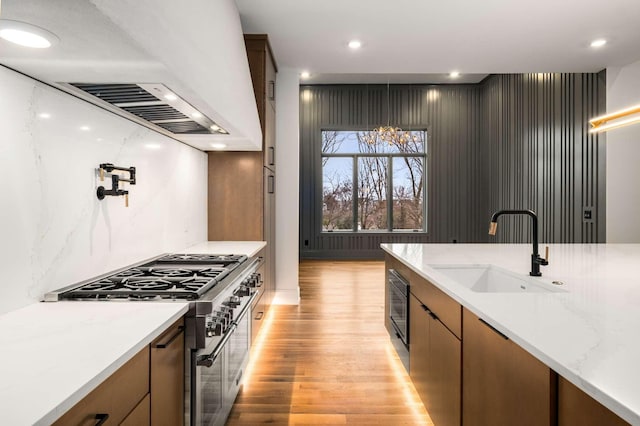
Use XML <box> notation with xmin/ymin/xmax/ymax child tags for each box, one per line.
<box><xmin>0</xmin><ymin>66</ymin><xmax>207</xmax><ymax>315</ymax></box>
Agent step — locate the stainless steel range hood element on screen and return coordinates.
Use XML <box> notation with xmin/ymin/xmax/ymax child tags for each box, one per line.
<box><xmin>0</xmin><ymin>0</ymin><xmax>262</xmax><ymax>151</ymax></box>
<box><xmin>62</xmin><ymin>82</ymin><xmax>229</xmax><ymax>136</ymax></box>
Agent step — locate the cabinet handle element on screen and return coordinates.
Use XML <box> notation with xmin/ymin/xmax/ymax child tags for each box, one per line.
<box><xmin>421</xmin><ymin>303</ymin><xmax>438</xmax><ymax>320</ymax></box>
<box><xmin>268</xmin><ymin>80</ymin><xmax>275</xmax><ymax>101</ymax></box>
<box><xmin>267</xmin><ymin>175</ymin><xmax>275</xmax><ymax>194</ymax></box>
<box><xmin>479</xmin><ymin>318</ymin><xmax>509</xmax><ymax>340</ymax></box>
<box><xmin>254</xmin><ymin>311</ymin><xmax>264</xmax><ymax>320</ymax></box>
<box><xmin>268</xmin><ymin>146</ymin><xmax>275</xmax><ymax>166</ymax></box>
<box><xmin>94</xmin><ymin>413</ymin><xmax>109</xmax><ymax>426</ymax></box>
<box><xmin>155</xmin><ymin>325</ymin><xmax>184</xmax><ymax>349</ymax></box>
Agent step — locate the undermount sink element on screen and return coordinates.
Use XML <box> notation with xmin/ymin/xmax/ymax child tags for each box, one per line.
<box><xmin>429</xmin><ymin>264</ymin><xmax>566</xmax><ymax>293</ymax></box>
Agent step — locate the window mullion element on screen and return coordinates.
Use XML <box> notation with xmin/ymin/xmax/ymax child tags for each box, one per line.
<box><xmin>388</xmin><ymin>156</ymin><xmax>393</xmax><ymax>231</ymax></box>
<box><xmin>352</xmin><ymin>155</ymin><xmax>358</xmax><ymax>232</ymax></box>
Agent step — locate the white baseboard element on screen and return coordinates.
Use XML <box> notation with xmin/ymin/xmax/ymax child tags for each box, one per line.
<box><xmin>273</xmin><ymin>288</ymin><xmax>300</xmax><ymax>305</ymax></box>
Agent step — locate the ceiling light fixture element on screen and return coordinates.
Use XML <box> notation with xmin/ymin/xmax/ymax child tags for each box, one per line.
<box><xmin>300</xmin><ymin>71</ymin><xmax>310</xmax><ymax>79</ymax></box>
<box><xmin>38</xmin><ymin>112</ymin><xmax>51</xmax><ymax>119</ymax></box>
<box><xmin>210</xmin><ymin>143</ymin><xmax>227</xmax><ymax>150</ymax></box>
<box><xmin>80</xmin><ymin>125</ymin><xmax>91</xmax><ymax>131</ymax></box>
<box><xmin>590</xmin><ymin>39</ymin><xmax>607</xmax><ymax>48</ymax></box>
<box><xmin>589</xmin><ymin>104</ymin><xmax>640</xmax><ymax>133</ymax></box>
<box><xmin>450</xmin><ymin>71</ymin><xmax>461</xmax><ymax>78</ymax></box>
<box><xmin>0</xmin><ymin>19</ymin><xmax>59</xmax><ymax>48</ymax></box>
<box><xmin>348</xmin><ymin>40</ymin><xmax>361</xmax><ymax>49</ymax></box>
<box><xmin>364</xmin><ymin>80</ymin><xmax>417</xmax><ymax>145</ymax></box>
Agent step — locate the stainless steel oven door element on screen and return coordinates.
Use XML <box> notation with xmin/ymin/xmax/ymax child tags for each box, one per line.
<box><xmin>388</xmin><ymin>269</ymin><xmax>409</xmax><ymax>345</ymax></box>
<box><xmin>192</xmin><ymin>292</ymin><xmax>255</xmax><ymax>426</ymax></box>
<box><xmin>193</xmin><ymin>326</ymin><xmax>233</xmax><ymax>426</ymax></box>
<box><xmin>225</xmin><ymin>297</ymin><xmax>251</xmax><ymax>406</ymax></box>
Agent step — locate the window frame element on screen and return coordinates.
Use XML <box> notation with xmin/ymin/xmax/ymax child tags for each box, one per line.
<box><xmin>320</xmin><ymin>129</ymin><xmax>428</xmax><ymax>234</ymax></box>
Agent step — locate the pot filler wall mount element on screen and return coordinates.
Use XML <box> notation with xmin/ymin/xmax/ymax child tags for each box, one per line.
<box><xmin>96</xmin><ymin>162</ymin><xmax>136</xmax><ymax>207</ymax></box>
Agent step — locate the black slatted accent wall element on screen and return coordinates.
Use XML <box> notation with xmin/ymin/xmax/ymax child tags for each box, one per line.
<box><xmin>479</xmin><ymin>73</ymin><xmax>606</xmax><ymax>244</ymax></box>
<box><xmin>300</xmin><ymin>74</ymin><xmax>605</xmax><ymax>259</ymax></box>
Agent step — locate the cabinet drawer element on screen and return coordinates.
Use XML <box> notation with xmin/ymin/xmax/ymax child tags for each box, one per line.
<box><xmin>53</xmin><ymin>347</ymin><xmax>150</xmax><ymax>425</ymax></box>
<box><xmin>151</xmin><ymin>319</ymin><xmax>184</xmax><ymax>426</ymax></box>
<box><xmin>410</xmin><ymin>274</ymin><xmax>462</xmax><ymax>339</ymax></box>
<box><xmin>251</xmin><ymin>292</ymin><xmax>267</xmax><ymax>343</ymax></box>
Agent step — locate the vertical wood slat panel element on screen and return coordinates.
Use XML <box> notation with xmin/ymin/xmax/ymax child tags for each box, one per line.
<box><xmin>300</xmin><ymin>74</ymin><xmax>605</xmax><ymax>259</ymax></box>
<box><xmin>480</xmin><ymin>73</ymin><xmax>605</xmax><ymax>245</ymax></box>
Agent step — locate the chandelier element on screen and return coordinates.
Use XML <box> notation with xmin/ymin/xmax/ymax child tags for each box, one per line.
<box><xmin>365</xmin><ymin>81</ymin><xmax>418</xmax><ymax>145</ymax></box>
<box><xmin>364</xmin><ymin>126</ymin><xmax>416</xmax><ymax>145</ymax></box>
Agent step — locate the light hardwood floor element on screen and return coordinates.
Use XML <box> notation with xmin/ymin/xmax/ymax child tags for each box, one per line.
<box><xmin>227</xmin><ymin>260</ymin><xmax>432</xmax><ymax>425</ymax></box>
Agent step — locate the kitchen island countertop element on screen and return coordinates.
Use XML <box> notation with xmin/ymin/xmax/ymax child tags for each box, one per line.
<box><xmin>0</xmin><ymin>240</ymin><xmax>266</xmax><ymax>425</ymax></box>
<box><xmin>382</xmin><ymin>243</ymin><xmax>640</xmax><ymax>425</ymax></box>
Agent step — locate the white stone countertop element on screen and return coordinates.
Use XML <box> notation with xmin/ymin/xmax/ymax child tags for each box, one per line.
<box><xmin>381</xmin><ymin>243</ymin><xmax>640</xmax><ymax>425</ymax></box>
<box><xmin>0</xmin><ymin>241</ymin><xmax>265</xmax><ymax>425</ymax></box>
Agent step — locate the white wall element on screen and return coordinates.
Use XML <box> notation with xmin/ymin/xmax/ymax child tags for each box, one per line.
<box><xmin>0</xmin><ymin>66</ymin><xmax>207</xmax><ymax>315</ymax></box>
<box><xmin>273</xmin><ymin>68</ymin><xmax>300</xmax><ymax>304</ymax></box>
<box><xmin>606</xmin><ymin>59</ymin><xmax>640</xmax><ymax>242</ymax></box>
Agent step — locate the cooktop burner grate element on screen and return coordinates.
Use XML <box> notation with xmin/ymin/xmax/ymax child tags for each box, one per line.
<box><xmin>57</xmin><ymin>253</ymin><xmax>247</xmax><ymax>300</ymax></box>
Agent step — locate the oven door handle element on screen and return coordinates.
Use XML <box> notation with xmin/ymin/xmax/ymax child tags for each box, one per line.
<box><xmin>197</xmin><ymin>323</ymin><xmax>237</xmax><ymax>367</ymax></box>
<box><xmin>233</xmin><ymin>291</ymin><xmax>258</xmax><ymax>325</ymax></box>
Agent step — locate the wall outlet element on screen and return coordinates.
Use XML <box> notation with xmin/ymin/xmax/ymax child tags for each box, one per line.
<box><xmin>583</xmin><ymin>207</ymin><xmax>594</xmax><ymax>223</ymax></box>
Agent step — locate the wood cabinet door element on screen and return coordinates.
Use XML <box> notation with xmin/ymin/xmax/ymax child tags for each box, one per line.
<box><xmin>409</xmin><ymin>294</ymin><xmax>430</xmax><ymax>407</ymax></box>
<box><xmin>150</xmin><ymin>319</ymin><xmax>185</xmax><ymax>426</ymax></box>
<box><xmin>462</xmin><ymin>308</ymin><xmax>555</xmax><ymax>426</ymax></box>
<box><xmin>426</xmin><ymin>315</ymin><xmax>461</xmax><ymax>426</ymax></box>
<box><xmin>558</xmin><ymin>377</ymin><xmax>629</xmax><ymax>426</ymax></box>
<box><xmin>53</xmin><ymin>348</ymin><xmax>149</xmax><ymax>426</ymax></box>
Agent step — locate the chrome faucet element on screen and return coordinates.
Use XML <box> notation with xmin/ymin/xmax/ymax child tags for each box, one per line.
<box><xmin>488</xmin><ymin>209</ymin><xmax>549</xmax><ymax>276</ymax></box>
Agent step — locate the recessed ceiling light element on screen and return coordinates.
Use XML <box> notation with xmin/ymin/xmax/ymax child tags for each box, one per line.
<box><xmin>38</xmin><ymin>112</ymin><xmax>51</xmax><ymax>119</ymax></box>
<box><xmin>0</xmin><ymin>20</ymin><xmax>59</xmax><ymax>48</ymax></box>
<box><xmin>300</xmin><ymin>71</ymin><xmax>311</xmax><ymax>79</ymax></box>
<box><xmin>80</xmin><ymin>125</ymin><xmax>91</xmax><ymax>131</ymax></box>
<box><xmin>164</xmin><ymin>93</ymin><xmax>178</xmax><ymax>101</ymax></box>
<box><xmin>348</xmin><ymin>40</ymin><xmax>361</xmax><ymax>49</ymax></box>
<box><xmin>145</xmin><ymin>143</ymin><xmax>162</xmax><ymax>150</ymax></box>
<box><xmin>210</xmin><ymin>143</ymin><xmax>227</xmax><ymax>150</ymax></box>
<box><xmin>191</xmin><ymin>111</ymin><xmax>203</xmax><ymax>119</ymax></box>
<box><xmin>450</xmin><ymin>71</ymin><xmax>461</xmax><ymax>78</ymax></box>
<box><xmin>590</xmin><ymin>39</ymin><xmax>607</xmax><ymax>48</ymax></box>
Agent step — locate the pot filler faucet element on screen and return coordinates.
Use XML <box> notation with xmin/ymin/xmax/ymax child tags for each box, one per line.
<box><xmin>488</xmin><ymin>209</ymin><xmax>549</xmax><ymax>276</ymax></box>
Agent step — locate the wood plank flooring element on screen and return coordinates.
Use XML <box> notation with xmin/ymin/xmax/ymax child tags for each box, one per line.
<box><xmin>227</xmin><ymin>260</ymin><xmax>432</xmax><ymax>425</ymax></box>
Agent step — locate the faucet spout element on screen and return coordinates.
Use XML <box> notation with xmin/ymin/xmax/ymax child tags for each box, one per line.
<box><xmin>488</xmin><ymin>209</ymin><xmax>548</xmax><ymax>276</ymax></box>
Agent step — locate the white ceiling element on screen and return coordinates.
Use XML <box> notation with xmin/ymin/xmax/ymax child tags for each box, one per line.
<box><xmin>235</xmin><ymin>0</ymin><xmax>640</xmax><ymax>84</ymax></box>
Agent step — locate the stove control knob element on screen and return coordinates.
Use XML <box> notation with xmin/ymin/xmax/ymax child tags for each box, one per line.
<box><xmin>236</xmin><ymin>286</ymin><xmax>251</xmax><ymax>297</ymax></box>
<box><xmin>207</xmin><ymin>319</ymin><xmax>223</xmax><ymax>337</ymax></box>
<box><xmin>214</xmin><ymin>312</ymin><xmax>229</xmax><ymax>328</ymax></box>
<box><xmin>220</xmin><ymin>306</ymin><xmax>233</xmax><ymax>320</ymax></box>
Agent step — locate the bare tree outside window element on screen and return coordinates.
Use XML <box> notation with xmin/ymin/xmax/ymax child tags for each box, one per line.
<box><xmin>321</xmin><ymin>130</ymin><xmax>426</xmax><ymax>232</ymax></box>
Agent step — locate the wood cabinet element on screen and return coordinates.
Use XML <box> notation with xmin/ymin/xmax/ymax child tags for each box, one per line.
<box><xmin>409</xmin><ymin>276</ymin><xmax>461</xmax><ymax>426</ymax></box>
<box><xmin>54</xmin><ymin>318</ymin><xmax>184</xmax><ymax>426</ymax></box>
<box><xmin>150</xmin><ymin>318</ymin><xmax>185</xmax><ymax>426</ymax></box>
<box><xmin>558</xmin><ymin>377</ymin><xmax>629</xmax><ymax>426</ymax></box>
<box><xmin>53</xmin><ymin>346</ymin><xmax>150</xmax><ymax>426</ymax></box>
<box><xmin>462</xmin><ymin>308</ymin><xmax>556</xmax><ymax>426</ymax></box>
<box><xmin>208</xmin><ymin>35</ymin><xmax>277</xmax><ymax>342</ymax></box>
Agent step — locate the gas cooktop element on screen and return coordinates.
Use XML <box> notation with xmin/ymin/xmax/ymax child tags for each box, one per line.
<box><xmin>50</xmin><ymin>253</ymin><xmax>247</xmax><ymax>301</ymax></box>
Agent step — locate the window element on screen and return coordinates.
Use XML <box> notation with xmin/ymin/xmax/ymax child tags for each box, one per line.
<box><xmin>322</xmin><ymin>130</ymin><xmax>426</xmax><ymax>232</ymax></box>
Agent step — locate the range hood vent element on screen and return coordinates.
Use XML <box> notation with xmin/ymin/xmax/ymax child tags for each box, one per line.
<box><xmin>67</xmin><ymin>83</ymin><xmax>226</xmax><ymax>136</ymax></box>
